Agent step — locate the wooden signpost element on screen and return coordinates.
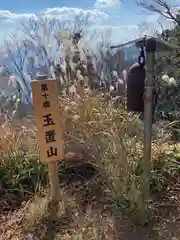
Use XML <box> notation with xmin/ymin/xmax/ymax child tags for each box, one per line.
<box><xmin>31</xmin><ymin>76</ymin><xmax>64</xmax><ymax>201</ymax></box>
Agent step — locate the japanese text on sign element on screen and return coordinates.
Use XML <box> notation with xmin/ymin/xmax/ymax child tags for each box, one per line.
<box><xmin>31</xmin><ymin>79</ymin><xmax>64</xmax><ymax>163</ymax></box>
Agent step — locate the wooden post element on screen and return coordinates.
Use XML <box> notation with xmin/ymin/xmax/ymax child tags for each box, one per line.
<box><xmin>31</xmin><ymin>75</ymin><xmax>64</xmax><ymax>201</ymax></box>
<box><xmin>48</xmin><ymin>162</ymin><xmax>60</xmax><ymax>201</ymax></box>
<box><xmin>143</xmin><ymin>39</ymin><xmax>156</xmax><ymax>197</ymax></box>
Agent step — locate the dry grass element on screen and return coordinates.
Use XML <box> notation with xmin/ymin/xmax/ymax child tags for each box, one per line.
<box><xmin>0</xmin><ymin>95</ymin><xmax>180</xmax><ymax>239</ymax></box>
<box><xmin>21</xmin><ymin>189</ymin><xmax>117</xmax><ymax>240</ymax></box>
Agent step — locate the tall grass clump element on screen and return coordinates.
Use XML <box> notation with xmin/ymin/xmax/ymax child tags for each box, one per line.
<box><xmin>0</xmin><ymin>119</ymin><xmax>47</xmax><ymax>198</ymax></box>
<box><xmin>60</xmin><ymin>94</ymin><xmax>180</xmax><ymax>223</ymax></box>
<box><xmin>60</xmin><ymin>95</ymin><xmax>151</xmax><ymax>222</ymax></box>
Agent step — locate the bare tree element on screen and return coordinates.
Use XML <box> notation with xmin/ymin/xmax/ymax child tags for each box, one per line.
<box><xmin>20</xmin><ymin>13</ymin><xmax>92</xmax><ymax>71</ymax></box>
<box><xmin>1</xmin><ymin>12</ymin><xmax>116</xmax><ymax>102</ymax></box>
<box><xmin>139</xmin><ymin>21</ymin><xmax>160</xmax><ymax>37</ymax></box>
<box><xmin>90</xmin><ymin>29</ymin><xmax>113</xmax><ymax>82</ymax></box>
<box><xmin>138</xmin><ymin>19</ymin><xmax>169</xmax><ymax>39</ymax></box>
<box><xmin>2</xmin><ymin>35</ymin><xmax>34</xmax><ymax>103</ymax></box>
<box><xmin>51</xmin><ymin>13</ymin><xmax>92</xmax><ymax>50</ymax></box>
<box><xmin>69</xmin><ymin>14</ymin><xmax>92</xmax><ymax>40</ymax></box>
<box><xmin>20</xmin><ymin>14</ymin><xmax>63</xmax><ymax>68</ymax></box>
<box><xmin>136</xmin><ymin>0</ymin><xmax>180</xmax><ymax>26</ymax></box>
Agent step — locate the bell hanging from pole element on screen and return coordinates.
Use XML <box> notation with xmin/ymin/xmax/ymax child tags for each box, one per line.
<box><xmin>126</xmin><ymin>47</ymin><xmax>146</xmax><ymax>113</ymax></box>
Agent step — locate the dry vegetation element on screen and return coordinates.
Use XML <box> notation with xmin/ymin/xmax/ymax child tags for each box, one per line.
<box><xmin>0</xmin><ymin>95</ymin><xmax>180</xmax><ymax>240</ymax></box>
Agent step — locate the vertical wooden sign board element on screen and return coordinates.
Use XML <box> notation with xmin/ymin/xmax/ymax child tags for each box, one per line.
<box><xmin>31</xmin><ymin>79</ymin><xmax>64</xmax><ymax>201</ymax></box>
<box><xmin>31</xmin><ymin>79</ymin><xmax>64</xmax><ymax>163</ymax></box>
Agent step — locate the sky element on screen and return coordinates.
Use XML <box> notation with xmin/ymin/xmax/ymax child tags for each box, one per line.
<box><xmin>0</xmin><ymin>0</ymin><xmax>180</xmax><ymax>45</ymax></box>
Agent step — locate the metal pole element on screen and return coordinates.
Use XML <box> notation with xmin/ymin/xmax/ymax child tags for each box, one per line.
<box><xmin>143</xmin><ymin>39</ymin><xmax>156</xmax><ymax>197</ymax></box>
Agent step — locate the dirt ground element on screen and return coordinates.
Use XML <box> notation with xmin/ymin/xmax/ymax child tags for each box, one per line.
<box><xmin>1</xmin><ymin>177</ymin><xmax>180</xmax><ymax>240</ymax></box>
